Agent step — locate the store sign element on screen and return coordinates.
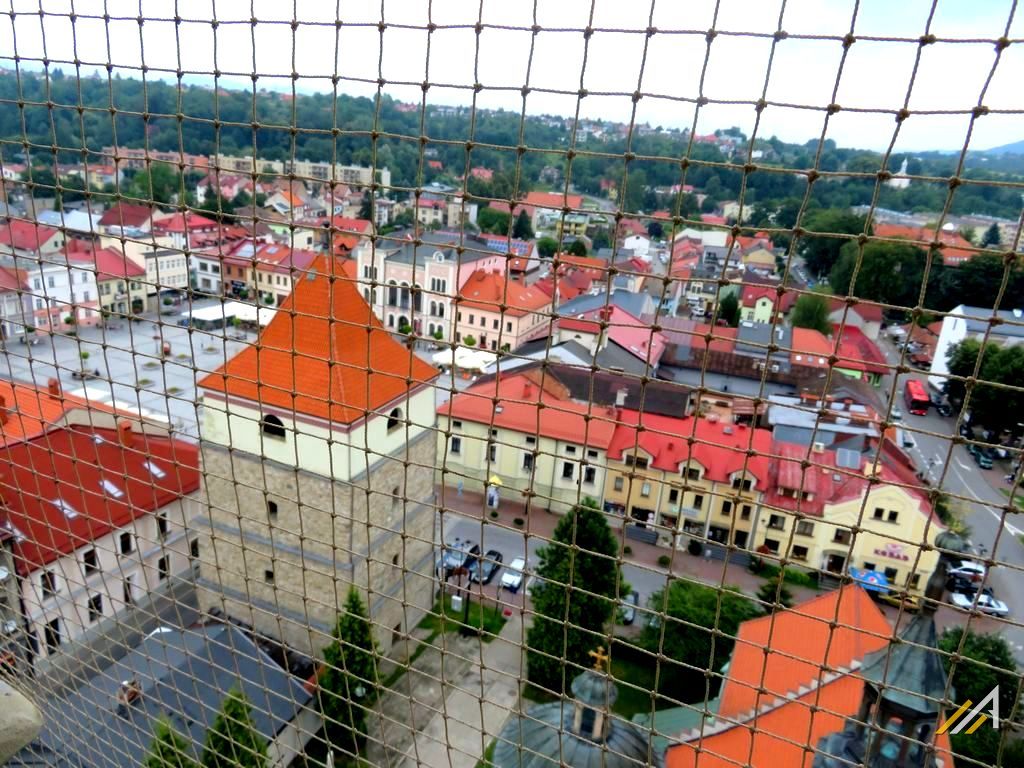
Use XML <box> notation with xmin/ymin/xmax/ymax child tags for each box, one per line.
<box><xmin>873</xmin><ymin>542</ymin><xmax>910</xmax><ymax>561</ymax></box>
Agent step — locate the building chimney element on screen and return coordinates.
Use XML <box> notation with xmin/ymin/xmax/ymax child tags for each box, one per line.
<box><xmin>47</xmin><ymin>378</ymin><xmax>60</xmax><ymax>398</ymax></box>
<box><xmin>117</xmin><ymin>420</ymin><xmax>134</xmax><ymax>447</ymax></box>
<box><xmin>615</xmin><ymin>388</ymin><xmax>628</xmax><ymax>407</ymax></box>
<box><xmin>0</xmin><ymin>395</ymin><xmax>6</xmax><ymax>426</ymax></box>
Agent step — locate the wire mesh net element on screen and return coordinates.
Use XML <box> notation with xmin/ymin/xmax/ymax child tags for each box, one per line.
<box><xmin>0</xmin><ymin>2</ymin><xmax>1022</xmax><ymax>767</ymax></box>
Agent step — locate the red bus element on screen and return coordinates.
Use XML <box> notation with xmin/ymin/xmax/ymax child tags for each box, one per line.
<box><xmin>904</xmin><ymin>379</ymin><xmax>930</xmax><ymax>416</ymax></box>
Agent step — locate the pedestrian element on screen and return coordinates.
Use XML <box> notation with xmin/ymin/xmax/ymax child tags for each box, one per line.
<box><xmin>457</xmin><ymin>478</ymin><xmax>464</xmax><ymax>497</ymax></box>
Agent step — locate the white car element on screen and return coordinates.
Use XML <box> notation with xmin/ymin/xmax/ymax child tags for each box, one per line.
<box><xmin>948</xmin><ymin>560</ymin><xmax>987</xmax><ymax>582</ymax></box>
<box><xmin>501</xmin><ymin>557</ymin><xmax>528</xmax><ymax>592</ymax></box>
<box><xmin>951</xmin><ymin>590</ymin><xmax>1009</xmax><ymax>617</ymax></box>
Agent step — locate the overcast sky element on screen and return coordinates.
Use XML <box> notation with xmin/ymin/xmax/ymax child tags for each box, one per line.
<box><xmin>2</xmin><ymin>0</ymin><xmax>1021</xmax><ymax>153</ymax></box>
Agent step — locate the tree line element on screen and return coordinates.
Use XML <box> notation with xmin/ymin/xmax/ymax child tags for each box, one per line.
<box><xmin>4</xmin><ymin>70</ymin><xmax>1024</xmax><ymax>218</ymax></box>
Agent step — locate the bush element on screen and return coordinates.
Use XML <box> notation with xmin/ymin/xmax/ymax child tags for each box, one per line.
<box><xmin>657</xmin><ymin>554</ymin><xmax>672</xmax><ymax>567</ymax></box>
<box><xmin>687</xmin><ymin>539</ymin><xmax>703</xmax><ymax>557</ymax></box>
<box><xmin>162</xmin><ymin>297</ymin><xmax>173</xmax><ymax>306</ymax></box>
<box><xmin>489</xmin><ymin>510</ymin><xmax>499</xmax><ymax>519</ymax></box>
<box><xmin>513</xmin><ymin>517</ymin><xmax>524</xmax><ymax>527</ymax></box>
<box><xmin>623</xmin><ymin>546</ymin><xmax>632</xmax><ymax>556</ymax></box>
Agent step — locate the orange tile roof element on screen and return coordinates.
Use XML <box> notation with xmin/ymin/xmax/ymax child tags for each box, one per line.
<box><xmin>459</xmin><ymin>269</ymin><xmax>552</xmax><ymax>317</ymax></box>
<box><xmin>198</xmin><ymin>255</ymin><xmax>439</xmax><ymax>424</ymax></box>
<box><xmin>0</xmin><ymin>266</ymin><xmax>28</xmax><ymax>292</ymax></box>
<box><xmin>439</xmin><ymin>373</ymin><xmax>617</xmax><ymax>447</ymax></box>
<box><xmin>718</xmin><ymin>586</ymin><xmax>892</xmax><ymax>719</ymax></box>
<box><xmin>523</xmin><ymin>190</ymin><xmax>584</xmax><ymax>210</ymax></box>
<box><xmin>874</xmin><ymin>223</ymin><xmax>975</xmax><ymax>267</ymax></box>
<box><xmin>0</xmin><ymin>379</ymin><xmax>116</xmax><ymax>447</ymax></box>
<box><xmin>666</xmin><ymin>587</ymin><xmax>955</xmax><ymax>768</ymax></box>
<box><xmin>790</xmin><ymin>327</ymin><xmax>835</xmax><ymax>369</ymax></box>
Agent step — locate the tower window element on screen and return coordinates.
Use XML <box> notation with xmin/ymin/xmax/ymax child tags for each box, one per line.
<box><xmin>260</xmin><ymin>414</ymin><xmax>287</xmax><ymax>438</ymax></box>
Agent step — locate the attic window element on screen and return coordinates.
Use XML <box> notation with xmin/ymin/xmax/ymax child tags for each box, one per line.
<box><xmin>101</xmin><ymin>479</ymin><xmax>125</xmax><ymax>498</ymax></box>
<box><xmin>143</xmin><ymin>461</ymin><xmax>166</xmax><ymax>479</ymax></box>
<box><xmin>52</xmin><ymin>498</ymin><xmax>79</xmax><ymax>519</ymax></box>
<box><xmin>386</xmin><ymin>408</ymin><xmax>403</xmax><ymax>432</ymax></box>
<box><xmin>260</xmin><ymin>414</ymin><xmax>287</xmax><ymax>439</ymax></box>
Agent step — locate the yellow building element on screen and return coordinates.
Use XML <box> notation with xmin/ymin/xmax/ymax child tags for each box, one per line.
<box><xmin>756</xmin><ymin>443</ymin><xmax>942</xmax><ymax>594</ymax></box>
<box><xmin>93</xmin><ymin>245</ymin><xmax>148</xmax><ymax>317</ymax></box>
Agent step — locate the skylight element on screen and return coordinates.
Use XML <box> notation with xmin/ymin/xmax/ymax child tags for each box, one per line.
<box><xmin>143</xmin><ymin>461</ymin><xmax>166</xmax><ymax>479</ymax></box>
<box><xmin>52</xmin><ymin>498</ymin><xmax>79</xmax><ymax>519</ymax></box>
<box><xmin>100</xmin><ymin>479</ymin><xmax>125</xmax><ymax>498</ymax></box>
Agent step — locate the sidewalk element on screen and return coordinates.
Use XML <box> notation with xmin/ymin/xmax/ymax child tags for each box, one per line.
<box><xmin>436</xmin><ymin>487</ymin><xmax>819</xmax><ymax>603</ymax></box>
<box><xmin>401</xmin><ymin>611</ymin><xmax>526</xmax><ymax>768</ymax></box>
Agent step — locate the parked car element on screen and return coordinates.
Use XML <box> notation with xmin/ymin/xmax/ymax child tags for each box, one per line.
<box><xmin>967</xmin><ymin>443</ymin><xmax>995</xmax><ymax>469</ymax></box>
<box><xmin>877</xmin><ymin>591</ymin><xmax>921</xmax><ymax>613</ymax></box>
<box><xmin>890</xmin><ymin>406</ymin><xmax>903</xmax><ymax>421</ymax></box>
<box><xmin>469</xmin><ymin>549</ymin><xmax>503</xmax><ymax>585</ymax></box>
<box><xmin>437</xmin><ymin>540</ymin><xmax>481</xmax><ymax>580</ymax></box>
<box><xmin>619</xmin><ymin>591</ymin><xmax>640</xmax><ymax>625</ymax></box>
<box><xmin>501</xmin><ymin>557</ymin><xmax>528</xmax><ymax>592</ymax></box>
<box><xmin>959</xmin><ymin>423</ymin><xmax>975</xmax><ymax>439</ymax></box>
<box><xmin>951</xmin><ymin>589</ymin><xmax>1009</xmax><ymax>617</ymax></box>
<box><xmin>935</xmin><ymin>402</ymin><xmax>953</xmax><ymax>417</ymax></box>
<box><xmin>947</xmin><ymin>560</ymin><xmax>987</xmax><ymax>583</ymax></box>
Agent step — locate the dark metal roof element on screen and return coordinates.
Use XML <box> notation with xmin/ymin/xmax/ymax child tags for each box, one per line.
<box><xmin>859</xmin><ymin>615</ymin><xmax>949</xmax><ymax>716</ymax></box>
<box><xmin>10</xmin><ymin>623</ymin><xmax>313</xmax><ymax>768</ymax></box>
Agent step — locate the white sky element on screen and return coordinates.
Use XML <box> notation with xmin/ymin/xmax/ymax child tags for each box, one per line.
<box><xmin>2</xmin><ymin>0</ymin><xmax>1021</xmax><ymax>152</ymax></box>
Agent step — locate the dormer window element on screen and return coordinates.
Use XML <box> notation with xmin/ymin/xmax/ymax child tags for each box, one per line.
<box><xmin>684</xmin><ymin>466</ymin><xmax>702</xmax><ymax>481</ymax></box>
<box><xmin>731</xmin><ymin>476</ymin><xmax>754</xmax><ymax>492</ymax></box>
<box><xmin>260</xmin><ymin>414</ymin><xmax>286</xmax><ymax>439</ymax></box>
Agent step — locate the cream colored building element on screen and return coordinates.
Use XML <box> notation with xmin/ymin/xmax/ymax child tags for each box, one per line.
<box><xmin>196</xmin><ymin>254</ymin><xmax>440</xmax><ymax>656</ymax></box>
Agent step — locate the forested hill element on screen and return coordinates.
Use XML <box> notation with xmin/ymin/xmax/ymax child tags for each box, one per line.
<box><xmin>1</xmin><ymin>69</ymin><xmax>1022</xmax><ymax>219</ymax></box>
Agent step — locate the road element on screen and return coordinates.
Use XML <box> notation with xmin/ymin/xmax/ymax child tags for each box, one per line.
<box><xmin>878</xmin><ymin>335</ymin><xmax>1024</xmax><ymax>658</ymax></box>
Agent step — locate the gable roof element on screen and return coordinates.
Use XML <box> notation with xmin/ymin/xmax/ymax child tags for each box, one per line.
<box><xmin>199</xmin><ymin>255</ymin><xmax>438</xmax><ymax>424</ymax></box>
<box><xmin>458</xmin><ymin>269</ymin><xmax>552</xmax><ymax>317</ymax></box>
<box><xmin>0</xmin><ymin>378</ymin><xmax>119</xmax><ymax>447</ymax></box>
<box><xmin>151</xmin><ymin>211</ymin><xmax>219</xmax><ymax>234</ymax></box>
<box><xmin>0</xmin><ymin>266</ymin><xmax>28</xmax><ymax>292</ymax></box>
<box><xmin>523</xmin><ymin>190</ymin><xmax>584</xmax><ymax>210</ymax></box>
<box><xmin>0</xmin><ymin>425</ymin><xmax>200</xmax><ymax>574</ymax></box>
<box><xmin>0</xmin><ymin>220</ymin><xmax>61</xmax><ymax>252</ymax></box>
<box><xmin>98</xmin><ymin>203</ymin><xmax>156</xmax><ymax>228</ymax></box>
<box><xmin>874</xmin><ymin>222</ymin><xmax>975</xmax><ymax>266</ymax></box>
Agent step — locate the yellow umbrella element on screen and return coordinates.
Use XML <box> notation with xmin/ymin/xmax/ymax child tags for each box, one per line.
<box><xmin>489</xmin><ymin>475</ymin><xmax>503</xmax><ymax>486</ymax></box>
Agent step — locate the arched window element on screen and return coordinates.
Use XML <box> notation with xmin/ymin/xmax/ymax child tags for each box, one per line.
<box><xmin>386</xmin><ymin>408</ymin><xmax>402</xmax><ymax>432</ymax></box>
<box><xmin>387</xmin><ymin>281</ymin><xmax>398</xmax><ymax>306</ymax></box>
<box><xmin>363</xmin><ymin>288</ymin><xmax>370</xmax><ymax>303</ymax></box>
<box><xmin>388</xmin><ymin>315</ymin><xmax>395</xmax><ymax>328</ymax></box>
<box><xmin>412</xmin><ymin>284</ymin><xmax>422</xmax><ymax>312</ymax></box>
<box><xmin>437</xmin><ymin>303</ymin><xmax>445</xmax><ymax>319</ymax></box>
<box><xmin>260</xmin><ymin>414</ymin><xmax>286</xmax><ymax>439</ymax></box>
<box><xmin>430</xmin><ymin>301</ymin><xmax>437</xmax><ymax>317</ymax></box>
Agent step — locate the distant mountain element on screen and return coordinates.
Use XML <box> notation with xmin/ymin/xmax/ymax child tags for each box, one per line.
<box><xmin>983</xmin><ymin>139</ymin><xmax>1024</xmax><ymax>155</ymax></box>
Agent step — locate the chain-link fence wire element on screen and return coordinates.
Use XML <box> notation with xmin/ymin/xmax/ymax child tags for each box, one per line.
<box><xmin>0</xmin><ymin>1</ymin><xmax>1021</xmax><ymax>767</ymax></box>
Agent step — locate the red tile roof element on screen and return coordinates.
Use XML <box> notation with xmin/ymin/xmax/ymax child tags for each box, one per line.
<box><xmin>91</xmin><ymin>246</ymin><xmax>146</xmax><ymax>281</ymax></box>
<box><xmin>0</xmin><ymin>266</ymin><xmax>27</xmax><ymax>292</ymax></box>
<box><xmin>558</xmin><ymin>306</ymin><xmax>667</xmax><ymax>366</ymax></box>
<box><xmin>98</xmin><ymin>203</ymin><xmax>155</xmax><ymax>228</ymax></box>
<box><xmin>790</xmin><ymin>327</ymin><xmax>835</xmax><ymax>369</ymax></box>
<box><xmin>440</xmin><ymin>373</ymin><xmax>617</xmax><ymax>447</ymax></box>
<box><xmin>701</xmin><ymin>214</ymin><xmax>726</xmax><ymax>226</ymax></box>
<box><xmin>152</xmin><ymin>211</ymin><xmax>219</xmax><ymax>234</ymax></box>
<box><xmin>606</xmin><ymin>412</ymin><xmax>771</xmax><ymax>481</ymax></box>
<box><xmin>0</xmin><ymin>220</ymin><xmax>61</xmax><ymax>252</ymax></box>
<box><xmin>253</xmin><ymin>244</ymin><xmax>319</xmax><ymax>275</ymax></box>
<box><xmin>826</xmin><ymin>297</ymin><xmax>883</xmax><ymax>324</ymax></box>
<box><xmin>0</xmin><ymin>425</ymin><xmax>200</xmax><ymax>575</ymax></box>
<box><xmin>459</xmin><ymin>270</ymin><xmax>552</xmax><ymax>317</ymax></box>
<box><xmin>740</xmin><ymin>284</ymin><xmax>777</xmax><ymax>308</ymax></box>
<box><xmin>0</xmin><ymin>380</ymin><xmax>116</xmax><ymax>446</ymax></box>
<box><xmin>523</xmin><ymin>191</ymin><xmax>584</xmax><ymax>210</ymax></box>
<box><xmin>874</xmin><ymin>223</ymin><xmax>975</xmax><ymax>267</ymax></box>
<box><xmin>834</xmin><ymin>325</ymin><xmax>888</xmax><ymax>375</ymax></box>
<box><xmin>327</xmin><ymin>216</ymin><xmax>373</xmax><ymax>254</ymax></box>
<box><xmin>199</xmin><ymin>255</ymin><xmax>439</xmax><ymax>424</ymax></box>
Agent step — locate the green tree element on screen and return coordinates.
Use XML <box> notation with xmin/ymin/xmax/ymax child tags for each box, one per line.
<box><xmin>981</xmin><ymin>222</ymin><xmax>1002</xmax><ymax>248</ymax></box>
<box><xmin>829</xmin><ymin>241</ymin><xmax>934</xmax><ymax>309</ymax></box>
<box><xmin>526</xmin><ymin>499</ymin><xmax>622</xmax><ymax>693</ymax></box>
<box><xmin>623</xmin><ymin>169</ymin><xmax>648</xmax><ymax>213</ymax></box>
<box><xmin>145</xmin><ymin>719</ymin><xmax>198</xmax><ymax>768</ymax></box>
<box><xmin>320</xmin><ymin>587</ymin><xmax>379</xmax><ymax>754</ymax></box>
<box><xmin>639</xmin><ymin>580</ymin><xmax>759</xmax><ymax>697</ymax></box>
<box><xmin>129</xmin><ymin>164</ymin><xmax>181</xmax><ymax>205</ymax></box>
<box><xmin>358</xmin><ymin>191</ymin><xmax>373</xmax><ymax>221</ymax></box>
<box><xmin>512</xmin><ymin>209</ymin><xmax>534</xmax><ymax>240</ymax></box>
<box><xmin>201</xmin><ymin>689</ymin><xmax>268</xmax><ymax>768</ymax></box>
<box><xmin>799</xmin><ymin>210</ymin><xmax>870</xmax><ymax>277</ymax></box>
<box><xmin>790</xmin><ymin>294</ymin><xmax>833</xmax><ymax>335</ymax></box>
<box><xmin>536</xmin><ymin>236</ymin><xmax>559</xmax><ymax>258</ymax></box>
<box><xmin>477</xmin><ymin>207</ymin><xmax>512</xmax><ymax>234</ymax></box>
<box><xmin>566</xmin><ymin>240</ymin><xmax>588</xmax><ymax>257</ymax></box>
<box><xmin>756</xmin><ymin>582</ymin><xmax>794</xmax><ymax>613</ymax></box>
<box><xmin>591</xmin><ymin>227</ymin><xmax>611</xmax><ymax>252</ymax></box>
<box><xmin>198</xmin><ymin>188</ymin><xmax>236</xmax><ymax>221</ymax></box>
<box><xmin>939</xmin><ymin>628</ymin><xmax>1021</xmax><ymax>764</ymax></box>
<box><xmin>646</xmin><ymin>221</ymin><xmax>664</xmax><ymax>239</ymax></box>
<box><xmin>717</xmin><ymin>292</ymin><xmax>740</xmax><ymax>327</ymax></box>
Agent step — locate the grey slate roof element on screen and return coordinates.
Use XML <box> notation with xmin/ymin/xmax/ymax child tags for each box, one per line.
<box><xmin>735</xmin><ymin>322</ymin><xmax>791</xmax><ymax>370</ymax></box>
<box><xmin>383</xmin><ymin>231</ymin><xmax>505</xmax><ymax>267</ymax></box>
<box><xmin>556</xmin><ymin>290</ymin><xmax>651</xmax><ymax>320</ymax></box>
<box><xmin>859</xmin><ymin>615</ymin><xmax>949</xmax><ymax>716</ymax></box>
<box><xmin>955</xmin><ymin>304</ymin><xmax>1024</xmax><ymax>339</ymax></box>
<box><xmin>492</xmin><ymin>671</ymin><xmax>663</xmax><ymax>768</ymax></box>
<box><xmin>10</xmin><ymin>623</ymin><xmax>313</xmax><ymax>768</ymax></box>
